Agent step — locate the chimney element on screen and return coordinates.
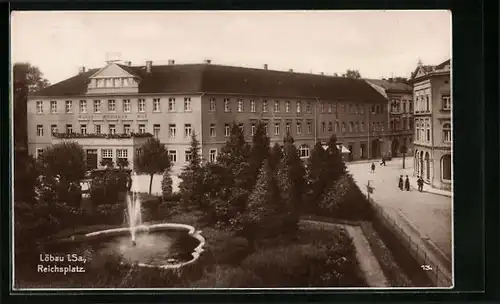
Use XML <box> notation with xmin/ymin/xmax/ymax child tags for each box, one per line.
<box><xmin>204</xmin><ymin>59</ymin><xmax>212</xmax><ymax>64</ymax></box>
<box><xmin>168</xmin><ymin>59</ymin><xmax>175</xmax><ymax>65</ymax></box>
<box><xmin>289</xmin><ymin>68</ymin><xmax>294</xmax><ymax>72</ymax></box>
<box><xmin>78</xmin><ymin>66</ymin><xmax>86</xmax><ymax>74</ymax></box>
<box><xmin>146</xmin><ymin>60</ymin><xmax>152</xmax><ymax>73</ymax></box>
<box><xmin>263</xmin><ymin>64</ymin><xmax>268</xmax><ymax>70</ymax></box>
<box><xmin>124</xmin><ymin>61</ymin><xmax>131</xmax><ymax>66</ymax></box>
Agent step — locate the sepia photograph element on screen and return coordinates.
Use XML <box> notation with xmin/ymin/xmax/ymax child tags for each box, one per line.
<box><xmin>11</xmin><ymin>10</ymin><xmax>452</xmax><ymax>290</ymax></box>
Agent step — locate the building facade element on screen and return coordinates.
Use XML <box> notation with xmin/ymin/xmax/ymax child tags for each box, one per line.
<box><xmin>410</xmin><ymin>59</ymin><xmax>452</xmax><ymax>190</ymax></box>
<box><xmin>27</xmin><ymin>60</ymin><xmax>390</xmax><ymax>174</ymax></box>
<box><xmin>366</xmin><ymin>79</ymin><xmax>414</xmax><ymax>157</ymax></box>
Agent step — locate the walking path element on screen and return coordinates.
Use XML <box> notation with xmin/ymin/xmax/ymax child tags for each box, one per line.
<box><xmin>301</xmin><ymin>220</ymin><xmax>389</xmax><ymax>287</ymax></box>
<box><xmin>347</xmin><ymin>159</ymin><xmax>452</xmax><ymax>286</ymax></box>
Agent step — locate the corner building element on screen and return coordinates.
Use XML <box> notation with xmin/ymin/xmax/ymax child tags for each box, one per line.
<box><xmin>409</xmin><ymin>59</ymin><xmax>452</xmax><ymax>190</ymax></box>
<box><xmin>27</xmin><ymin>60</ymin><xmax>389</xmax><ymax>174</ymax></box>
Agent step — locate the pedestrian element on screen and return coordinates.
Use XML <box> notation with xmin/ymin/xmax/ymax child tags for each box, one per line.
<box><xmin>405</xmin><ymin>175</ymin><xmax>410</xmax><ymax>191</ymax></box>
<box><xmin>371</xmin><ymin>162</ymin><xmax>375</xmax><ymax>173</ymax></box>
<box><xmin>380</xmin><ymin>157</ymin><xmax>386</xmax><ymax>166</ymax></box>
<box><xmin>417</xmin><ymin>176</ymin><xmax>424</xmax><ymax>192</ymax></box>
<box><xmin>398</xmin><ymin>175</ymin><xmax>404</xmax><ymax>190</ymax></box>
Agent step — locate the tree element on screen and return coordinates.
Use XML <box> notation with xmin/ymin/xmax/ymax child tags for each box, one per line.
<box><xmin>342</xmin><ymin>69</ymin><xmax>362</xmax><ymax>79</ymax></box>
<box><xmin>179</xmin><ymin>132</ymin><xmax>204</xmax><ymax>209</ymax></box>
<box><xmin>14</xmin><ymin>63</ymin><xmax>50</xmax><ymax>151</ymax></box>
<box><xmin>268</xmin><ymin>142</ymin><xmax>283</xmax><ymax>172</ymax></box>
<box><xmin>306</xmin><ymin>141</ymin><xmax>329</xmax><ymax>210</ymax></box>
<box><xmin>161</xmin><ymin>169</ymin><xmax>173</xmax><ymax>199</ymax></box>
<box><xmin>325</xmin><ymin>134</ymin><xmax>346</xmax><ymax>183</ymax></box>
<box><xmin>387</xmin><ymin>77</ymin><xmax>409</xmax><ymax>84</ymax></box>
<box><xmin>249</xmin><ymin>122</ymin><xmax>270</xmax><ymax>187</ymax></box>
<box><xmin>244</xmin><ymin>160</ymin><xmax>281</xmax><ymax>241</ymax></box>
<box><xmin>400</xmin><ymin>145</ymin><xmax>408</xmax><ymax>169</ymax></box>
<box><xmin>38</xmin><ymin>141</ymin><xmax>86</xmax><ymax>207</ymax></box>
<box><xmin>14</xmin><ymin>153</ymin><xmax>39</xmax><ymax>204</ymax></box>
<box><xmin>134</xmin><ymin>138</ymin><xmax>171</xmax><ymax>194</ymax></box>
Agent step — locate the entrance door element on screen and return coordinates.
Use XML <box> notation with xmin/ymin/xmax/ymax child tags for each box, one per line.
<box><xmin>86</xmin><ymin>149</ymin><xmax>98</xmax><ymax>170</ymax></box>
<box><xmin>348</xmin><ymin>144</ymin><xmax>354</xmax><ymax>161</ymax></box>
<box><xmin>371</xmin><ymin>139</ymin><xmax>379</xmax><ymax>159</ymax></box>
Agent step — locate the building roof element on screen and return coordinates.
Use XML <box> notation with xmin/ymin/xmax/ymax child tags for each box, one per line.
<box><xmin>364</xmin><ymin>79</ymin><xmax>412</xmax><ymax>93</ymax></box>
<box><xmin>31</xmin><ymin>63</ymin><xmax>387</xmax><ymax>104</ymax></box>
<box><xmin>435</xmin><ymin>59</ymin><xmax>451</xmax><ymax>70</ymax></box>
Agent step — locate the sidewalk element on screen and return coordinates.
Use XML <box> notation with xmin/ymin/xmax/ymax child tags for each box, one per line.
<box><xmin>408</xmin><ymin>175</ymin><xmax>452</xmax><ymax>197</ymax></box>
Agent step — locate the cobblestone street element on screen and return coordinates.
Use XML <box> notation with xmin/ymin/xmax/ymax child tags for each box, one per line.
<box><xmin>347</xmin><ymin>157</ymin><xmax>452</xmax><ymax>259</ymax></box>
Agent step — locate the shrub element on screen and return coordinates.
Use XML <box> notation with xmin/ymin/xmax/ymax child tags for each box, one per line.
<box><xmin>317</xmin><ymin>174</ymin><xmax>373</xmax><ymax>221</ymax></box>
<box><xmin>161</xmin><ymin>169</ymin><xmax>173</xmax><ymax>200</ymax></box>
<box><xmin>90</xmin><ymin>170</ymin><xmax>128</xmax><ymax>207</ymax></box>
<box><xmin>202</xmin><ymin>227</ymin><xmax>251</xmax><ymax>266</ymax></box>
<box><xmin>95</xmin><ymin>204</ymin><xmax>125</xmax><ymax>225</ymax></box>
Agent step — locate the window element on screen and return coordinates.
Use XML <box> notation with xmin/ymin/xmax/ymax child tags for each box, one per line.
<box><xmin>250</xmin><ymin>100</ymin><xmax>256</xmax><ymax>112</ymax></box>
<box><xmin>264</xmin><ymin>123</ymin><xmax>269</xmax><ymax>135</ymax></box>
<box><xmin>93</xmin><ymin>100</ymin><xmax>101</xmax><ymax>113</ymax></box>
<box><xmin>80</xmin><ymin>124</ymin><xmax>87</xmax><ymax>134</ymax></box>
<box><xmin>335</xmin><ymin>122</ymin><xmax>339</xmax><ymax>133</ymax></box>
<box><xmin>66</xmin><ymin>124</ymin><xmax>73</xmax><ymax>134</ymax></box>
<box><xmin>108</xmin><ymin>99</ymin><xmax>116</xmax><ymax>112</ymax></box>
<box><xmin>210</xmin><ymin>124</ymin><xmax>216</xmax><ymax>137</ymax></box>
<box><xmin>306</xmin><ymin>102</ymin><xmax>312</xmax><ymax>113</ymax></box>
<box><xmin>328</xmin><ymin>122</ymin><xmax>333</xmax><ymax>132</ymax></box>
<box><xmin>185</xmin><ymin>124</ymin><xmax>192</xmax><ymax>137</ymax></box>
<box><xmin>102</xmin><ymin>149</ymin><xmax>113</xmax><ymax>163</ymax></box>
<box><xmin>36</xmin><ymin>149</ymin><xmax>44</xmax><ymax>159</ymax></box>
<box><xmin>185</xmin><ymin>149</ymin><xmax>192</xmax><ymax>162</ymax></box>
<box><xmin>296</xmin><ymin>122</ymin><xmax>302</xmax><ymax>135</ymax></box>
<box><xmin>354</xmin><ymin>122</ymin><xmax>359</xmax><ymax>132</ymax></box>
<box><xmin>274</xmin><ymin>123</ymin><xmax>280</xmax><ymax>135</ymax></box>
<box><xmin>360</xmin><ymin>122</ymin><xmax>364</xmax><ymax>132</ymax></box>
<box><xmin>153</xmin><ymin>98</ymin><xmax>161</xmax><ymax>112</ymax></box>
<box><xmin>169</xmin><ymin>124</ymin><xmax>176</xmax><ymax>137</ymax></box>
<box><xmin>321</xmin><ymin>102</ymin><xmax>325</xmax><ymax>113</ymax></box>
<box><xmin>239</xmin><ymin>123</ymin><xmax>244</xmax><ymax>133</ymax></box>
<box><xmin>251</xmin><ymin>123</ymin><xmax>256</xmax><ymax>135</ymax></box>
<box><xmin>79</xmin><ymin>100</ymin><xmax>87</xmax><ymax>113</ymax></box>
<box><xmin>349</xmin><ymin>122</ymin><xmax>353</xmax><ymax>133</ymax></box>
<box><xmin>210</xmin><ymin>98</ymin><xmax>216</xmax><ymax>111</ymax></box>
<box><xmin>409</xmin><ymin>101</ymin><xmax>413</xmax><ymax>113</ymax></box>
<box><xmin>262</xmin><ymin>100</ymin><xmax>268</xmax><ymax>112</ymax></box>
<box><xmin>224</xmin><ymin>98</ymin><xmax>231</xmax><ymax>112</ymax></box>
<box><xmin>168</xmin><ymin>150</ymin><xmax>177</xmax><ymax>163</ymax></box>
<box><xmin>328</xmin><ymin>102</ymin><xmax>332</xmax><ymax>113</ymax></box>
<box><xmin>109</xmin><ymin>124</ymin><xmax>116</xmax><ymax>135</ymax></box>
<box><xmin>36</xmin><ymin>101</ymin><xmax>43</xmax><ymax>114</ymax></box>
<box><xmin>341</xmin><ymin>122</ymin><xmax>346</xmax><ymax>133</ymax></box>
<box><xmin>442</xmin><ymin>95</ymin><xmax>451</xmax><ymax>110</ymax></box>
<box><xmin>299</xmin><ymin>144</ymin><xmax>310</xmax><ymax>158</ymax></box>
<box><xmin>124</xmin><ymin>124</ymin><xmax>130</xmax><ymax>135</ymax></box>
<box><xmin>137</xmin><ymin>124</ymin><xmax>145</xmax><ymax>134</ymax></box>
<box><xmin>307</xmin><ymin>121</ymin><xmax>312</xmax><ymax>134</ymax></box>
<box><xmin>285</xmin><ymin>101</ymin><xmax>290</xmax><ymax>113</ymax></box>
<box><xmin>138</xmin><ymin>99</ymin><xmax>146</xmax><ymax>113</ymax></box>
<box><xmin>224</xmin><ymin>124</ymin><xmax>230</xmax><ymax>137</ymax></box>
<box><xmin>36</xmin><ymin>125</ymin><xmax>43</xmax><ymax>136</ymax></box>
<box><xmin>95</xmin><ymin>124</ymin><xmax>101</xmax><ymax>134</ymax></box>
<box><xmin>50</xmin><ymin>101</ymin><xmax>57</xmax><ymax>113</ymax></box>
<box><xmin>51</xmin><ymin>124</ymin><xmax>58</xmax><ymax>136</ymax></box>
<box><xmin>184</xmin><ymin>97</ymin><xmax>192</xmax><ymax>112</ymax></box>
<box><xmin>209</xmin><ymin>149</ymin><xmax>217</xmax><ymax>162</ymax></box>
<box><xmin>285</xmin><ymin>122</ymin><xmax>291</xmax><ymax>134</ymax></box>
<box><xmin>135</xmin><ymin>148</ymin><xmax>142</xmax><ymax>156</ymax></box>
<box><xmin>274</xmin><ymin>100</ymin><xmax>280</xmax><ymax>112</ymax></box>
<box><xmin>426</xmin><ymin>124</ymin><xmax>431</xmax><ymax>142</ymax></box>
<box><xmin>153</xmin><ymin>124</ymin><xmax>160</xmax><ymax>138</ymax></box>
<box><xmin>321</xmin><ymin>122</ymin><xmax>326</xmax><ymax>133</ymax></box>
<box><xmin>296</xmin><ymin>101</ymin><xmax>301</xmax><ymax>113</ymax></box>
<box><xmin>65</xmin><ymin>100</ymin><xmax>72</xmax><ymax>113</ymax></box>
<box><xmin>441</xmin><ymin>155</ymin><xmax>451</xmax><ymax>181</ymax></box>
<box><xmin>117</xmin><ymin>149</ymin><xmax>128</xmax><ymax>165</ymax></box>
<box><xmin>237</xmin><ymin>99</ymin><xmax>244</xmax><ymax>112</ymax></box>
<box><xmin>402</xmin><ymin>102</ymin><xmax>407</xmax><ymax>113</ymax></box>
<box><xmin>443</xmin><ymin>123</ymin><xmax>451</xmax><ymax>142</ymax></box>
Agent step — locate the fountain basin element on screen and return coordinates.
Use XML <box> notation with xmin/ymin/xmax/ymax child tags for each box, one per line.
<box><xmin>46</xmin><ymin>223</ymin><xmax>205</xmax><ymax>270</ymax></box>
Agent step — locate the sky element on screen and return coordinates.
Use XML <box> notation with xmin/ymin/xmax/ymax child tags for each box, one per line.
<box><xmin>11</xmin><ymin>10</ymin><xmax>451</xmax><ymax>85</ymax></box>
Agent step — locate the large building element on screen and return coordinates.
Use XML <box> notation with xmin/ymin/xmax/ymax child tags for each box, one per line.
<box><xmin>27</xmin><ymin>60</ymin><xmax>389</xmax><ymax>174</ymax></box>
<box><xmin>409</xmin><ymin>59</ymin><xmax>451</xmax><ymax>190</ymax></box>
<box><xmin>365</xmin><ymin>79</ymin><xmax>414</xmax><ymax>157</ymax></box>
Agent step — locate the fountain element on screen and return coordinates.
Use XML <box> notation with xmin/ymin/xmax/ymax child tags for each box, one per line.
<box><xmin>46</xmin><ymin>171</ymin><xmax>205</xmax><ymax>269</ymax></box>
